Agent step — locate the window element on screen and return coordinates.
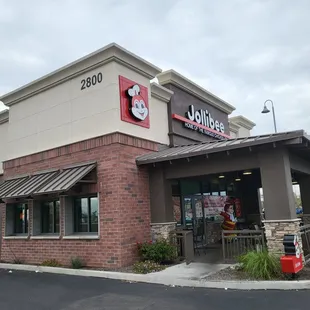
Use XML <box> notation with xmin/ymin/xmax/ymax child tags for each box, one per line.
<box><xmin>41</xmin><ymin>200</ymin><xmax>60</xmax><ymax>234</ymax></box>
<box><xmin>13</xmin><ymin>203</ymin><xmax>29</xmax><ymax>234</ymax></box>
<box><xmin>74</xmin><ymin>196</ymin><xmax>98</xmax><ymax>233</ymax></box>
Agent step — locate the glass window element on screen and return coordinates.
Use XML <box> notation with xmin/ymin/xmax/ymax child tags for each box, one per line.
<box><xmin>74</xmin><ymin>196</ymin><xmax>98</xmax><ymax>233</ymax></box>
<box><xmin>14</xmin><ymin>203</ymin><xmax>28</xmax><ymax>234</ymax></box>
<box><xmin>41</xmin><ymin>200</ymin><xmax>60</xmax><ymax>234</ymax></box>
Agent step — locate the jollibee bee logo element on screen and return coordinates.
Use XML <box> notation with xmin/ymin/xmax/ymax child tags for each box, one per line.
<box><xmin>127</xmin><ymin>84</ymin><xmax>148</xmax><ymax>121</ymax></box>
<box><xmin>119</xmin><ymin>75</ymin><xmax>150</xmax><ymax>128</ymax></box>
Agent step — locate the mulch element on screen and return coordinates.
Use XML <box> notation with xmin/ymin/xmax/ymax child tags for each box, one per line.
<box><xmin>205</xmin><ymin>265</ymin><xmax>310</xmax><ymax>281</ymax></box>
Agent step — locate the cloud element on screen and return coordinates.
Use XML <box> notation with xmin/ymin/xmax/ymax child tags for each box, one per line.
<box><xmin>0</xmin><ymin>0</ymin><xmax>310</xmax><ymax>135</ymax></box>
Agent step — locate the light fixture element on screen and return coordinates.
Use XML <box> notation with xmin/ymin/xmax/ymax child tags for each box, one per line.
<box><xmin>235</xmin><ymin>177</ymin><xmax>241</xmax><ymax>182</ymax></box>
<box><xmin>243</xmin><ymin>171</ymin><xmax>252</xmax><ymax>175</ymax></box>
<box><xmin>261</xmin><ymin>99</ymin><xmax>277</xmax><ymax>133</ymax></box>
<box><xmin>219</xmin><ymin>174</ymin><xmax>225</xmax><ymax>179</ymax></box>
<box><xmin>261</xmin><ymin>105</ymin><xmax>270</xmax><ymax>114</ymax></box>
<box><xmin>292</xmin><ymin>180</ymin><xmax>298</xmax><ymax>185</ymax></box>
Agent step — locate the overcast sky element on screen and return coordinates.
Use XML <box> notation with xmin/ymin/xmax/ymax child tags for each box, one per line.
<box><xmin>0</xmin><ymin>0</ymin><xmax>309</xmax><ymax>135</ymax></box>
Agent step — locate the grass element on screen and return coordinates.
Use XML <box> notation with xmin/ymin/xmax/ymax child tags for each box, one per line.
<box><xmin>238</xmin><ymin>250</ymin><xmax>282</xmax><ymax>280</ymax></box>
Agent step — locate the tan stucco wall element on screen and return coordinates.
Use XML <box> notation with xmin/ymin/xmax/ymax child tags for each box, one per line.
<box><xmin>237</xmin><ymin>126</ymin><xmax>251</xmax><ymax>138</ymax></box>
<box><xmin>5</xmin><ymin>62</ymin><xmax>169</xmax><ymax>160</ymax></box>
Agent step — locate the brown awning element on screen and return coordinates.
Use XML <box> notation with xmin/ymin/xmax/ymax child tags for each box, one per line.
<box><xmin>33</xmin><ymin>163</ymin><xmax>96</xmax><ymax>195</ymax></box>
<box><xmin>136</xmin><ymin>130</ymin><xmax>309</xmax><ymax>165</ymax></box>
<box><xmin>0</xmin><ymin>176</ymin><xmax>29</xmax><ymax>198</ymax></box>
<box><xmin>0</xmin><ymin>162</ymin><xmax>97</xmax><ymax>199</ymax></box>
<box><xmin>3</xmin><ymin>171</ymin><xmax>59</xmax><ymax>199</ymax></box>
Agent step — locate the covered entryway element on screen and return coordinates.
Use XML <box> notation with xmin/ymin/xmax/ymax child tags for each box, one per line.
<box><xmin>137</xmin><ymin>130</ymin><xmax>310</xmax><ymax>263</ymax></box>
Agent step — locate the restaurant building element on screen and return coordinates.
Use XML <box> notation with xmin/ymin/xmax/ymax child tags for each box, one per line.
<box><xmin>0</xmin><ymin>43</ymin><xmax>308</xmax><ymax>268</ymax></box>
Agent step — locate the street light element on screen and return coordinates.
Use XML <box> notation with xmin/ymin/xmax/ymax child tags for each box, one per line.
<box><xmin>261</xmin><ymin>99</ymin><xmax>277</xmax><ymax>133</ymax></box>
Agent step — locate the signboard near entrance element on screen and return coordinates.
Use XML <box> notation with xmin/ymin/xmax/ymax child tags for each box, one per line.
<box><xmin>172</xmin><ymin>105</ymin><xmax>231</xmax><ymax>140</ymax></box>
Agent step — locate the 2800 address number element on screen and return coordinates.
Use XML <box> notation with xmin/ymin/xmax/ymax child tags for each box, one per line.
<box><xmin>81</xmin><ymin>72</ymin><xmax>102</xmax><ymax>90</ymax></box>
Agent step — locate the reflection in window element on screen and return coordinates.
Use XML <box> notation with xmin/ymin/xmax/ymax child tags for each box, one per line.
<box><xmin>74</xmin><ymin>196</ymin><xmax>98</xmax><ymax>233</ymax></box>
<box><xmin>14</xmin><ymin>203</ymin><xmax>28</xmax><ymax>234</ymax></box>
<box><xmin>41</xmin><ymin>200</ymin><xmax>60</xmax><ymax>234</ymax></box>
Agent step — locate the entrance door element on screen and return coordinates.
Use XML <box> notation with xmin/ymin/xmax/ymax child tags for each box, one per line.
<box><xmin>183</xmin><ymin>196</ymin><xmax>206</xmax><ymax>248</ymax></box>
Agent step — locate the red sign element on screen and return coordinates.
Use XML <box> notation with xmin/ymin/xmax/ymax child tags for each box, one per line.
<box><xmin>119</xmin><ymin>75</ymin><xmax>150</xmax><ymax>128</ymax></box>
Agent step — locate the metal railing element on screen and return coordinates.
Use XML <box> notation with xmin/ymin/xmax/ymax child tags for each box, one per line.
<box><xmin>222</xmin><ymin>230</ymin><xmax>265</xmax><ymax>263</ymax></box>
<box><xmin>300</xmin><ymin>224</ymin><xmax>310</xmax><ymax>264</ymax></box>
<box><xmin>170</xmin><ymin>230</ymin><xmax>194</xmax><ymax>265</ymax></box>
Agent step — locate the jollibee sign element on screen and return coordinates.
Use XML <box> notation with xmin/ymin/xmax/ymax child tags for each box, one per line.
<box><xmin>119</xmin><ymin>75</ymin><xmax>150</xmax><ymax>128</ymax></box>
<box><xmin>172</xmin><ymin>104</ymin><xmax>231</xmax><ymax>140</ymax></box>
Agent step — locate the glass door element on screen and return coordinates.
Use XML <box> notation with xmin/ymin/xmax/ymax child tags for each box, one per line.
<box><xmin>193</xmin><ymin>196</ymin><xmax>205</xmax><ymax>245</ymax></box>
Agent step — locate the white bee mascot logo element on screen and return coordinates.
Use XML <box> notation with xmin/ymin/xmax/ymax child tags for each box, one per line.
<box><xmin>127</xmin><ymin>84</ymin><xmax>148</xmax><ymax>121</ymax></box>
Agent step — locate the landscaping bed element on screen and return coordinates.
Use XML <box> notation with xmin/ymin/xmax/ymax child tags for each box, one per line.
<box><xmin>205</xmin><ymin>265</ymin><xmax>310</xmax><ymax>281</ymax></box>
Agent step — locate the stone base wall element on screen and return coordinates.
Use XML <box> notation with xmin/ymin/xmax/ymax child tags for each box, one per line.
<box><xmin>151</xmin><ymin>222</ymin><xmax>176</xmax><ymax>241</ymax></box>
<box><xmin>263</xmin><ymin>219</ymin><xmax>302</xmax><ymax>256</ymax></box>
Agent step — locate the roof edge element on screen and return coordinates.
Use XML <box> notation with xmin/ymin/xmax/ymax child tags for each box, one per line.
<box><xmin>151</xmin><ymin>82</ymin><xmax>174</xmax><ymax>103</ymax></box>
<box><xmin>136</xmin><ymin>130</ymin><xmax>306</xmax><ymax>166</ymax></box>
<box><xmin>229</xmin><ymin>115</ymin><xmax>256</xmax><ymax>130</ymax></box>
<box><xmin>0</xmin><ymin>43</ymin><xmax>162</xmax><ymax>107</ymax></box>
<box><xmin>156</xmin><ymin>69</ymin><xmax>236</xmax><ymax>115</ymax></box>
<box><xmin>0</xmin><ymin>109</ymin><xmax>9</xmax><ymax>124</ymax></box>
<box><xmin>228</xmin><ymin>121</ymin><xmax>240</xmax><ymax>133</ymax></box>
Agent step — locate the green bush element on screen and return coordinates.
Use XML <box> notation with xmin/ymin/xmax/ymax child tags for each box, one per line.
<box><xmin>238</xmin><ymin>250</ymin><xmax>282</xmax><ymax>280</ymax></box>
<box><xmin>41</xmin><ymin>259</ymin><xmax>62</xmax><ymax>267</ymax></box>
<box><xmin>71</xmin><ymin>257</ymin><xmax>85</xmax><ymax>269</ymax></box>
<box><xmin>133</xmin><ymin>260</ymin><xmax>166</xmax><ymax>274</ymax></box>
<box><xmin>137</xmin><ymin>239</ymin><xmax>177</xmax><ymax>264</ymax></box>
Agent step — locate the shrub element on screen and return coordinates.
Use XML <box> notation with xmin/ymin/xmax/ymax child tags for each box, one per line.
<box><xmin>238</xmin><ymin>250</ymin><xmax>282</xmax><ymax>280</ymax></box>
<box><xmin>13</xmin><ymin>258</ymin><xmax>24</xmax><ymax>264</ymax></box>
<box><xmin>137</xmin><ymin>239</ymin><xmax>177</xmax><ymax>264</ymax></box>
<box><xmin>41</xmin><ymin>259</ymin><xmax>62</xmax><ymax>267</ymax></box>
<box><xmin>71</xmin><ymin>257</ymin><xmax>85</xmax><ymax>269</ymax></box>
<box><xmin>133</xmin><ymin>261</ymin><xmax>166</xmax><ymax>274</ymax></box>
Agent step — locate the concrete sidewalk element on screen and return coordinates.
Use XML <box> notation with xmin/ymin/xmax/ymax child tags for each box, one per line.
<box><xmin>1</xmin><ymin>262</ymin><xmax>310</xmax><ymax>290</ymax></box>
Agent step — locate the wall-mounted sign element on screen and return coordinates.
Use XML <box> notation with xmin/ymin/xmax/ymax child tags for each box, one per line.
<box><xmin>172</xmin><ymin>105</ymin><xmax>231</xmax><ymax>140</ymax></box>
<box><xmin>119</xmin><ymin>75</ymin><xmax>150</xmax><ymax>128</ymax></box>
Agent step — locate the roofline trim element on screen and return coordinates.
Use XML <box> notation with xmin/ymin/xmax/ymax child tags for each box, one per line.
<box><xmin>136</xmin><ymin>130</ymin><xmax>306</xmax><ymax>165</ymax></box>
<box><xmin>150</xmin><ymin>82</ymin><xmax>174</xmax><ymax>103</ymax></box>
<box><xmin>156</xmin><ymin>69</ymin><xmax>236</xmax><ymax>115</ymax></box>
<box><xmin>0</xmin><ymin>43</ymin><xmax>162</xmax><ymax>107</ymax></box>
<box><xmin>229</xmin><ymin>115</ymin><xmax>256</xmax><ymax>130</ymax></box>
<box><xmin>0</xmin><ymin>109</ymin><xmax>9</xmax><ymax>124</ymax></box>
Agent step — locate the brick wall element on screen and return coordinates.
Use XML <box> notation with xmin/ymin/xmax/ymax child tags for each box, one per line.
<box><xmin>1</xmin><ymin>132</ymin><xmax>158</xmax><ymax>268</ymax></box>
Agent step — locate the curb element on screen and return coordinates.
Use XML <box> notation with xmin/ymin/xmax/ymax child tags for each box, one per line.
<box><xmin>1</xmin><ymin>263</ymin><xmax>310</xmax><ymax>290</ymax></box>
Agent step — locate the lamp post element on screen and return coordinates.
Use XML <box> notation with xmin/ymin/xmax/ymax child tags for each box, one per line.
<box><xmin>261</xmin><ymin>99</ymin><xmax>277</xmax><ymax>133</ymax></box>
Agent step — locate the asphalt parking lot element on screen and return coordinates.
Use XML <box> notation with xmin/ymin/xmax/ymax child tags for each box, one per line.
<box><xmin>0</xmin><ymin>269</ymin><xmax>309</xmax><ymax>310</ymax></box>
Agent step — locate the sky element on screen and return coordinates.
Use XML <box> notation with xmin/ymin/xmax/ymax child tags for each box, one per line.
<box><xmin>1</xmin><ymin>0</ymin><xmax>310</xmax><ymax>135</ymax></box>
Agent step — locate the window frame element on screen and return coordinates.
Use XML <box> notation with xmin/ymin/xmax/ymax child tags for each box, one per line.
<box><xmin>40</xmin><ymin>199</ymin><xmax>60</xmax><ymax>235</ymax></box>
<box><xmin>73</xmin><ymin>195</ymin><xmax>99</xmax><ymax>234</ymax></box>
<box><xmin>8</xmin><ymin>202</ymin><xmax>29</xmax><ymax>236</ymax></box>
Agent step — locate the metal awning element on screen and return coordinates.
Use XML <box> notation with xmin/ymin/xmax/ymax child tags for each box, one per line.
<box><xmin>136</xmin><ymin>130</ymin><xmax>310</xmax><ymax>165</ymax></box>
<box><xmin>3</xmin><ymin>171</ymin><xmax>59</xmax><ymax>199</ymax></box>
<box><xmin>33</xmin><ymin>163</ymin><xmax>96</xmax><ymax>195</ymax></box>
<box><xmin>0</xmin><ymin>176</ymin><xmax>29</xmax><ymax>198</ymax></box>
<box><xmin>0</xmin><ymin>162</ymin><xmax>97</xmax><ymax>199</ymax></box>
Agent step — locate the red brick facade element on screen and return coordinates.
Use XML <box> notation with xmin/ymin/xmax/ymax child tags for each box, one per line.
<box><xmin>1</xmin><ymin>132</ymin><xmax>158</xmax><ymax>268</ymax></box>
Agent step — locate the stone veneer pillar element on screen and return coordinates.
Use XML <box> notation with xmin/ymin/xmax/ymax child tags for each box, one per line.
<box><xmin>259</xmin><ymin>149</ymin><xmax>302</xmax><ymax>257</ymax></box>
<box><xmin>299</xmin><ymin>176</ymin><xmax>310</xmax><ymax>226</ymax></box>
<box><xmin>263</xmin><ymin>219</ymin><xmax>302</xmax><ymax>256</ymax></box>
<box><xmin>151</xmin><ymin>222</ymin><xmax>176</xmax><ymax>241</ymax></box>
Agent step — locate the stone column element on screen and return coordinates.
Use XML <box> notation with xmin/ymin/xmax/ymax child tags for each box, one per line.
<box><xmin>299</xmin><ymin>176</ymin><xmax>310</xmax><ymax>225</ymax></box>
<box><xmin>148</xmin><ymin>166</ymin><xmax>176</xmax><ymax>241</ymax></box>
<box><xmin>263</xmin><ymin>219</ymin><xmax>302</xmax><ymax>255</ymax></box>
<box><xmin>259</xmin><ymin>149</ymin><xmax>301</xmax><ymax>255</ymax></box>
